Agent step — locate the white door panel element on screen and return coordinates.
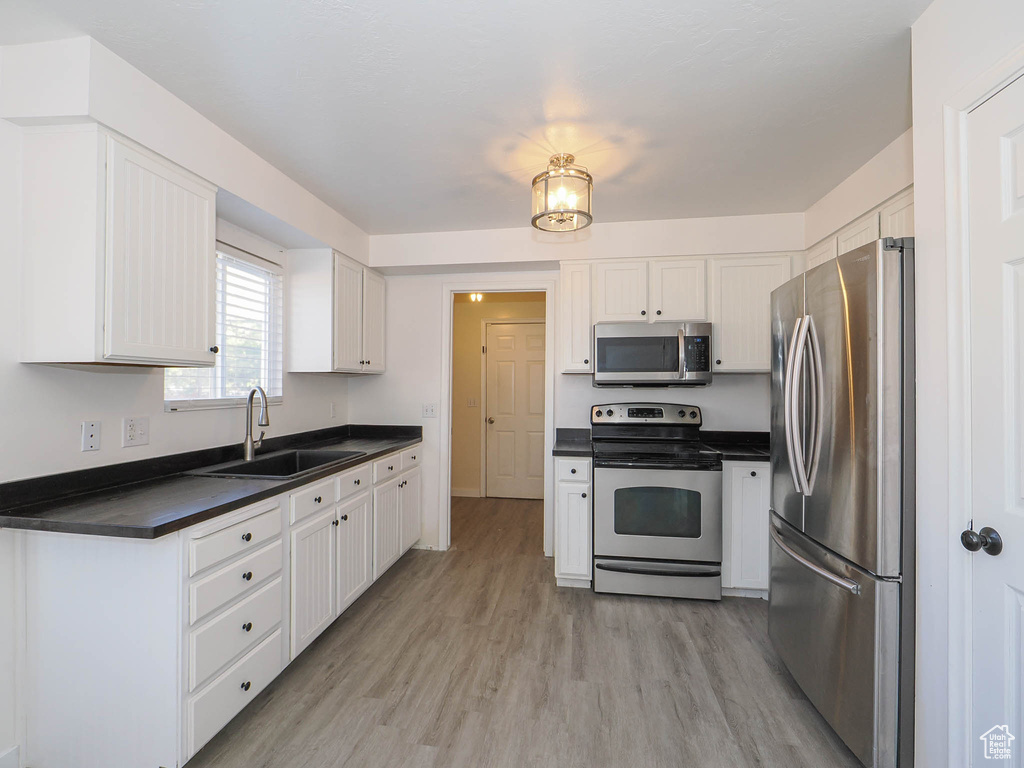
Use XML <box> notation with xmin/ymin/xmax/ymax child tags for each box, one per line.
<box><xmin>649</xmin><ymin>258</ymin><xmax>707</xmax><ymax>321</ymax></box>
<box><xmin>592</xmin><ymin>260</ymin><xmax>648</xmax><ymax>321</ymax></box>
<box><xmin>486</xmin><ymin>322</ymin><xmax>546</xmax><ymax>499</ymax></box>
<box><xmin>966</xmin><ymin>71</ymin><xmax>1024</xmax><ymax>765</ymax></box>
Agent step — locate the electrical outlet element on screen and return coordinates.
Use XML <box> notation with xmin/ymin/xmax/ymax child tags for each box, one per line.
<box><xmin>467</xmin><ymin>398</ymin><xmax>478</xmax><ymax>408</ymax></box>
<box><xmin>122</xmin><ymin>417</ymin><xmax>150</xmax><ymax>447</ymax></box>
<box><xmin>330</xmin><ymin>401</ymin><xmax>338</xmax><ymax>419</ymax></box>
<box><xmin>422</xmin><ymin>403</ymin><xmax>438</xmax><ymax>418</ymax></box>
<box><xmin>81</xmin><ymin>421</ymin><xmax>101</xmax><ymax>452</ymax></box>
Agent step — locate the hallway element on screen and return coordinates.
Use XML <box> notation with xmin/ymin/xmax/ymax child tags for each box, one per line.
<box><xmin>188</xmin><ymin>497</ymin><xmax>859</xmax><ymax>768</ymax></box>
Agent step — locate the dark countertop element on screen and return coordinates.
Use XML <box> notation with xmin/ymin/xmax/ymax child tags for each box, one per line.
<box><xmin>552</xmin><ymin>428</ymin><xmax>593</xmax><ymax>457</ymax></box>
<box><xmin>0</xmin><ymin>425</ymin><xmax>421</xmax><ymax>540</ymax></box>
<box><xmin>551</xmin><ymin>428</ymin><xmax>770</xmax><ymax>462</ymax></box>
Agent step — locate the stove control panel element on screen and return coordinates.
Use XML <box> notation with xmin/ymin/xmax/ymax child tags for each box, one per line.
<box><xmin>591</xmin><ymin>403</ymin><xmax>702</xmax><ymax>426</ymax></box>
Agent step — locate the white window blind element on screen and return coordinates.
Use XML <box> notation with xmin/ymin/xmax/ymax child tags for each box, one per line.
<box><xmin>165</xmin><ymin>248</ymin><xmax>284</xmax><ymax>409</ymax></box>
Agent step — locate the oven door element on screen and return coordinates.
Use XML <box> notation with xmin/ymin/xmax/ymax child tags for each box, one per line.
<box><xmin>593</xmin><ymin>467</ymin><xmax>723</xmax><ymax>562</ymax></box>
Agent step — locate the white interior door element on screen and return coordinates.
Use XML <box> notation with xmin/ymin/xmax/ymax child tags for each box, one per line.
<box><xmin>967</xmin><ymin>71</ymin><xmax>1024</xmax><ymax>765</ymax></box>
<box><xmin>485</xmin><ymin>322</ymin><xmax>545</xmax><ymax>499</ymax></box>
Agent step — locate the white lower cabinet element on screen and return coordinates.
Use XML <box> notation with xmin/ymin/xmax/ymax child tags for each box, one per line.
<box><xmin>373</xmin><ymin>475</ymin><xmax>402</xmax><ymax>579</ymax></box>
<box><xmin>400</xmin><ymin>466</ymin><xmax>423</xmax><ymax>551</ymax></box>
<box><xmin>722</xmin><ymin>461</ymin><xmax>771</xmax><ymax>594</ymax></box>
<box><xmin>554</xmin><ymin>457</ymin><xmax>592</xmax><ymax>584</ymax></box>
<box><xmin>337</xmin><ymin>491</ymin><xmax>373</xmax><ymax>615</ymax></box>
<box><xmin>290</xmin><ymin>506</ymin><xmax>338</xmax><ymax>658</ymax></box>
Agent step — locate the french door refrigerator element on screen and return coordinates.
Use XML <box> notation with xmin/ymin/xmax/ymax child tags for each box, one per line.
<box><xmin>768</xmin><ymin>237</ymin><xmax>915</xmax><ymax>768</ymax></box>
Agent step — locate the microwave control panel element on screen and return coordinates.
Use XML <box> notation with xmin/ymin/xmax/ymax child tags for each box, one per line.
<box><xmin>683</xmin><ymin>335</ymin><xmax>711</xmax><ymax>373</ymax></box>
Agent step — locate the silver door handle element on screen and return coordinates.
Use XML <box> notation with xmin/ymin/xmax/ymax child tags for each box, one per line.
<box><xmin>790</xmin><ymin>316</ymin><xmax>811</xmax><ymax>495</ymax></box>
<box><xmin>783</xmin><ymin>317</ymin><xmax>805</xmax><ymax>494</ymax></box>
<box><xmin>487</xmin><ymin>417</ymin><xmax>495</xmax><ymax>424</ymax></box>
<box><xmin>805</xmin><ymin>314</ymin><xmax>825</xmax><ymax>493</ymax></box>
<box><xmin>770</xmin><ymin>525</ymin><xmax>860</xmax><ymax>595</ymax></box>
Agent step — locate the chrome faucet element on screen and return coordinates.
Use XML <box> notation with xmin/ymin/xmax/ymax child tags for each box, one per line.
<box><xmin>243</xmin><ymin>386</ymin><xmax>269</xmax><ymax>461</ymax></box>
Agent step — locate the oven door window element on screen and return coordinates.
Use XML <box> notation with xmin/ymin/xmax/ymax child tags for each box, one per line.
<box><xmin>613</xmin><ymin>486</ymin><xmax>702</xmax><ymax>538</ymax></box>
<box><xmin>596</xmin><ymin>336</ymin><xmax>679</xmax><ymax>373</ymax></box>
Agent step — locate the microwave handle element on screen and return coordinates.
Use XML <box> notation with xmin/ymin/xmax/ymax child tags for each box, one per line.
<box><xmin>678</xmin><ymin>329</ymin><xmax>686</xmax><ymax>378</ymax></box>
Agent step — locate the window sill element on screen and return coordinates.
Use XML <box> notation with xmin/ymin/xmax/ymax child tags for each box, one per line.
<box><xmin>164</xmin><ymin>397</ymin><xmax>283</xmax><ymax>413</ymax></box>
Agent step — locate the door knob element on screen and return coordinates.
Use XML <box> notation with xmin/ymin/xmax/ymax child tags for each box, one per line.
<box><xmin>487</xmin><ymin>417</ymin><xmax>495</xmax><ymax>424</ymax></box>
<box><xmin>961</xmin><ymin>526</ymin><xmax>1003</xmax><ymax>556</ymax></box>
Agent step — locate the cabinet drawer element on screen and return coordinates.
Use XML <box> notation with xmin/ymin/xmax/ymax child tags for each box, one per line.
<box><xmin>190</xmin><ymin>540</ymin><xmax>282</xmax><ymax>625</ymax></box>
<box><xmin>188</xmin><ymin>629</ymin><xmax>283</xmax><ymax>757</ymax></box>
<box><xmin>373</xmin><ymin>454</ymin><xmax>401</xmax><ymax>483</ymax></box>
<box><xmin>401</xmin><ymin>446</ymin><xmax>421</xmax><ymax>470</ymax></box>
<box><xmin>190</xmin><ymin>505</ymin><xmax>281</xmax><ymax>577</ymax></box>
<box><xmin>337</xmin><ymin>463</ymin><xmax>371</xmax><ymax>501</ymax></box>
<box><xmin>190</xmin><ymin>577</ymin><xmax>283</xmax><ymax>691</ymax></box>
<box><xmin>290</xmin><ymin>478</ymin><xmax>336</xmax><ymax>524</ymax></box>
<box><xmin>556</xmin><ymin>458</ymin><xmax>590</xmax><ymax>482</ymax></box>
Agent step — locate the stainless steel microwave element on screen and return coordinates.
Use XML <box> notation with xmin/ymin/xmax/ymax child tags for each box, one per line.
<box><xmin>593</xmin><ymin>322</ymin><xmax>713</xmax><ymax>386</ymax></box>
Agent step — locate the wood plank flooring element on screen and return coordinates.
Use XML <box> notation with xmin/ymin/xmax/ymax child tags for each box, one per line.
<box><xmin>187</xmin><ymin>497</ymin><xmax>862</xmax><ymax>768</ymax></box>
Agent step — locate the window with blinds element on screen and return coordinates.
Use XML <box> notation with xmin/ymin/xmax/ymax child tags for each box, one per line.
<box><xmin>164</xmin><ymin>247</ymin><xmax>284</xmax><ymax>409</ymax></box>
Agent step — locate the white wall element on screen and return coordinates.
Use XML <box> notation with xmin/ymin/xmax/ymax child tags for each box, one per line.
<box><xmin>911</xmin><ymin>2</ymin><xmax>1024</xmax><ymax>765</ymax></box>
<box><xmin>370</xmin><ymin>212</ymin><xmax>804</xmax><ymax>269</ymax></box>
<box><xmin>803</xmin><ymin>128</ymin><xmax>914</xmax><ymax>248</ymax></box>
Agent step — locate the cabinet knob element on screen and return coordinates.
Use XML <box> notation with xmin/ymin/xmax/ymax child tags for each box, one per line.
<box><xmin>640</xmin><ymin>310</ymin><xmax>646</xmax><ymax>316</ymax></box>
<box><xmin>340</xmin><ymin>514</ymin><xmax>348</xmax><ymax>521</ymax></box>
<box><xmin>314</xmin><ymin>496</ymin><xmax>322</xmax><ymax>504</ymax></box>
<box><xmin>332</xmin><ymin>519</ymin><xmax>339</xmax><ymax>526</ymax></box>
<box><xmin>388</xmin><ymin>465</ymin><xmax>394</xmax><ymax>471</ymax></box>
<box><xmin>583</xmin><ymin>359</ymin><xmax>589</xmax><ymax>365</ymax></box>
<box><xmin>716</xmin><ymin>359</ymin><xmax>722</xmax><ymax>365</ymax></box>
<box><xmin>242</xmin><ymin>622</ymin><xmax>252</xmax><ymax>632</ymax></box>
<box><xmin>354</xmin><ymin>479</ymin><xmax>360</xmax><ymax>485</ymax></box>
<box><xmin>366</xmin><ymin>360</ymin><xmax>371</xmax><ymax>365</ymax></box>
<box><xmin>750</xmin><ymin>471</ymin><xmax>757</xmax><ymax>477</ymax></box>
<box><xmin>656</xmin><ymin>310</ymin><xmax>662</xmax><ymax>315</ymax></box>
<box><xmin>570</xmin><ymin>468</ymin><xmax>577</xmax><ymax>474</ymax></box>
<box><xmin>360</xmin><ymin>360</ymin><xmax>365</xmax><ymax>365</ymax></box>
<box><xmin>210</xmin><ymin>345</ymin><xmax>219</xmax><ymax>353</ymax></box>
<box><xmin>242</xmin><ymin>571</ymin><xmax>253</xmax><ymax>581</ymax></box>
<box><xmin>241</xmin><ymin>681</ymin><xmax>251</xmax><ymax>692</ymax></box>
<box><xmin>241</xmin><ymin>532</ymin><xmax>252</xmax><ymax>542</ymax></box>
<box><xmin>581</xmin><ymin>492</ymin><xmax>587</xmax><ymax>499</ymax></box>
<box><xmin>411</xmin><ymin>455</ymin><xmax>416</xmax><ymax>460</ymax></box>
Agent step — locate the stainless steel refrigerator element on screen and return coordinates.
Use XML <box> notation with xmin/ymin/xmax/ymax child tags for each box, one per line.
<box><xmin>768</xmin><ymin>237</ymin><xmax>915</xmax><ymax>768</ymax></box>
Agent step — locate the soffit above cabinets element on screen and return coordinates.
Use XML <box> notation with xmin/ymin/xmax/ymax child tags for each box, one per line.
<box><xmin>1</xmin><ymin>0</ymin><xmax>929</xmax><ymax>235</ymax></box>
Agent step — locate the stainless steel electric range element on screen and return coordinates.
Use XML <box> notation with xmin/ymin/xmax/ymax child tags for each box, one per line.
<box><xmin>591</xmin><ymin>402</ymin><xmax>724</xmax><ymax>600</ymax></box>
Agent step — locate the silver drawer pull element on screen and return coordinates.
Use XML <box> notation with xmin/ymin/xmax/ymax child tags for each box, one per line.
<box><xmin>769</xmin><ymin>525</ymin><xmax>860</xmax><ymax>595</ymax></box>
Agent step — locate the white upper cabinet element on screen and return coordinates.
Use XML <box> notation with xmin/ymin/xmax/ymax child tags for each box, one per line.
<box><xmin>879</xmin><ymin>187</ymin><xmax>915</xmax><ymax>239</ymax></box>
<box><xmin>648</xmin><ymin>257</ymin><xmax>707</xmax><ymax>321</ymax></box>
<box><xmin>332</xmin><ymin>255</ymin><xmax>363</xmax><ymax>372</ymax></box>
<box><xmin>361</xmin><ymin>268</ymin><xmax>386</xmax><ymax>373</ymax></box>
<box><xmin>709</xmin><ymin>256</ymin><xmax>792</xmax><ymax>372</ymax></box>
<box><xmin>804</xmin><ymin>237</ymin><xmax>838</xmax><ymax>272</ymax></box>
<box><xmin>287</xmin><ymin>249</ymin><xmax>386</xmax><ymax>374</ymax></box>
<box><xmin>592</xmin><ymin>260</ymin><xmax>649</xmax><ymax>322</ymax></box>
<box><xmin>21</xmin><ymin>125</ymin><xmax>217</xmax><ymax>366</ymax></box>
<box><xmin>559</xmin><ymin>262</ymin><xmax>593</xmax><ymax>373</ymax></box>
<box><xmin>836</xmin><ymin>210</ymin><xmax>881</xmax><ymax>256</ymax></box>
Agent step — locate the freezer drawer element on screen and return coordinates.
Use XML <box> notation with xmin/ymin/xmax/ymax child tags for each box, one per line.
<box><xmin>768</xmin><ymin>515</ymin><xmax>901</xmax><ymax>768</ymax></box>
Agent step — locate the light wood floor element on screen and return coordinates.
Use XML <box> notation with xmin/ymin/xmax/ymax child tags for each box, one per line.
<box><xmin>188</xmin><ymin>497</ymin><xmax>861</xmax><ymax>768</ymax></box>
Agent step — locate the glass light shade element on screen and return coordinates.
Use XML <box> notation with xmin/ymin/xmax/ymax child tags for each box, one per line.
<box><xmin>531</xmin><ymin>154</ymin><xmax>593</xmax><ymax>232</ymax></box>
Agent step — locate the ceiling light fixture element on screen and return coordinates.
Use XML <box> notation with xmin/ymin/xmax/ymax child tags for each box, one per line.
<box><xmin>531</xmin><ymin>153</ymin><xmax>593</xmax><ymax>232</ymax></box>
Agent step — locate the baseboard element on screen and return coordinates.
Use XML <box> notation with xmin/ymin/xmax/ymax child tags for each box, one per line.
<box><xmin>723</xmin><ymin>587</ymin><xmax>768</xmax><ymax>600</ymax></box>
<box><xmin>0</xmin><ymin>744</ymin><xmax>19</xmax><ymax>768</ymax></box>
<box><xmin>451</xmin><ymin>487</ymin><xmax>480</xmax><ymax>498</ymax></box>
<box><xmin>556</xmin><ymin>577</ymin><xmax>591</xmax><ymax>589</ymax></box>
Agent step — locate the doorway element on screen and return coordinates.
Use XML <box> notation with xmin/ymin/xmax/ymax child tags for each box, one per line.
<box><xmin>448</xmin><ymin>291</ymin><xmax>547</xmax><ymax>545</ymax></box>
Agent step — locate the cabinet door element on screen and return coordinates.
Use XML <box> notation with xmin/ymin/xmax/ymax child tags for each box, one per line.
<box><xmin>722</xmin><ymin>463</ymin><xmax>771</xmax><ymax>591</ymax></box>
<box><xmin>648</xmin><ymin>258</ymin><xmax>706</xmax><ymax>321</ymax></box>
<box><xmin>555</xmin><ymin>479</ymin><xmax>592</xmax><ymax>580</ymax></box>
<box><xmin>709</xmin><ymin>256</ymin><xmax>792</xmax><ymax>372</ymax></box>
<box><xmin>399</xmin><ymin>467</ymin><xmax>422</xmax><ymax>553</ymax></box>
<box><xmin>804</xmin><ymin>237</ymin><xmax>838</xmax><ymax>272</ymax></box>
<box><xmin>290</xmin><ymin>508</ymin><xmax>337</xmax><ymax>658</ymax></box>
<box><xmin>836</xmin><ymin>210</ymin><xmax>881</xmax><ymax>256</ymax></box>
<box><xmin>361</xmin><ymin>268</ymin><xmax>386</xmax><ymax>373</ymax></box>
<box><xmin>332</xmin><ymin>254</ymin><xmax>363</xmax><ymax>372</ymax></box>
<box><xmin>336</xmin><ymin>492</ymin><xmax>372</xmax><ymax>615</ymax></box>
<box><xmin>372</xmin><ymin>478</ymin><xmax>402</xmax><ymax>580</ymax></box>
<box><xmin>104</xmin><ymin>136</ymin><xmax>217</xmax><ymax>365</ymax></box>
<box><xmin>592</xmin><ymin>260</ymin><xmax>648</xmax><ymax>322</ymax></box>
<box><xmin>879</xmin><ymin>187</ymin><xmax>914</xmax><ymax>239</ymax></box>
<box><xmin>559</xmin><ymin>262</ymin><xmax>593</xmax><ymax>372</ymax></box>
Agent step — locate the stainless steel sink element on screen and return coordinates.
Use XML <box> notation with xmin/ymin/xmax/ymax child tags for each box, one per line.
<box><xmin>189</xmin><ymin>449</ymin><xmax>366</xmax><ymax>480</ymax></box>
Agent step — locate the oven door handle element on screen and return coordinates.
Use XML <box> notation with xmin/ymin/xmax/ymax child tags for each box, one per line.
<box><xmin>594</xmin><ymin>562</ymin><xmax>721</xmax><ymax>578</ymax></box>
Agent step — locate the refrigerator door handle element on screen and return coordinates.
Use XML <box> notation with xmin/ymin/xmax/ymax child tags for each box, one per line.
<box><xmin>790</xmin><ymin>316</ymin><xmax>811</xmax><ymax>495</ymax></box>
<box><xmin>770</xmin><ymin>524</ymin><xmax>861</xmax><ymax>595</ymax></box>
<box><xmin>805</xmin><ymin>314</ymin><xmax>825</xmax><ymax>493</ymax></box>
<box><xmin>783</xmin><ymin>317</ymin><xmax>805</xmax><ymax>494</ymax></box>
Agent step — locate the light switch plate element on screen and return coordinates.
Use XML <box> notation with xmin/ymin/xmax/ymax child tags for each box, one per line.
<box><xmin>467</xmin><ymin>398</ymin><xmax>478</xmax><ymax>408</ymax></box>
<box><xmin>422</xmin><ymin>403</ymin><xmax>438</xmax><ymax>418</ymax></box>
<box><xmin>81</xmin><ymin>421</ymin><xmax>101</xmax><ymax>451</ymax></box>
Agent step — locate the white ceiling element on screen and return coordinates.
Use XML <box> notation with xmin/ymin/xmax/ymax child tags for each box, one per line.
<box><xmin>0</xmin><ymin>0</ymin><xmax>929</xmax><ymax>235</ymax></box>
